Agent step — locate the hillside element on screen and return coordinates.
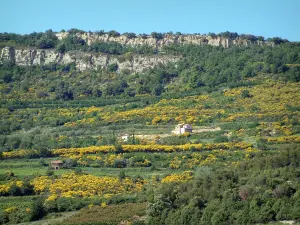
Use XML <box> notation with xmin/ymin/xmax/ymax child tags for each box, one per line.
<box><xmin>0</xmin><ymin>29</ymin><xmax>300</xmax><ymax>225</ymax></box>
<box><xmin>0</xmin><ymin>30</ymin><xmax>299</xmax><ymax>102</ymax></box>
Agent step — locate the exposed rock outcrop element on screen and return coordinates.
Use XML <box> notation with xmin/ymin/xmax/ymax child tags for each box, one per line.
<box><xmin>0</xmin><ymin>47</ymin><xmax>179</xmax><ymax>72</ymax></box>
<box><xmin>0</xmin><ymin>33</ymin><xmax>272</xmax><ymax>72</ymax></box>
<box><xmin>55</xmin><ymin>32</ymin><xmax>271</xmax><ymax>49</ymax></box>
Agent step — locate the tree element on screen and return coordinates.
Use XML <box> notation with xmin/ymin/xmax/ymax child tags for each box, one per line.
<box><xmin>118</xmin><ymin>170</ymin><xmax>126</xmax><ymax>181</ymax></box>
<box><xmin>256</xmin><ymin>138</ymin><xmax>268</xmax><ymax>150</ymax></box>
<box><xmin>37</xmin><ymin>29</ymin><xmax>58</xmax><ymax>49</ymax></box>
<box><xmin>271</xmin><ymin>37</ymin><xmax>289</xmax><ymax>45</ymax></box>
<box><xmin>108</xmin><ymin>30</ymin><xmax>120</xmax><ymax>37</ymax></box>
<box><xmin>30</xmin><ymin>197</ymin><xmax>46</xmax><ymax>220</ymax></box>
<box><xmin>123</xmin><ymin>32</ymin><xmax>136</xmax><ymax>39</ymax></box>
<box><xmin>3</xmin><ymin>73</ymin><xmax>13</xmax><ymax>83</ymax></box>
<box><xmin>108</xmin><ymin>63</ymin><xmax>118</xmax><ymax>72</ymax></box>
<box><xmin>152</xmin><ymin>84</ymin><xmax>163</xmax><ymax>96</ymax></box>
<box><xmin>92</xmin><ymin>87</ymin><xmax>102</xmax><ymax>97</ymax></box>
<box><xmin>56</xmin><ymin>43</ymin><xmax>66</xmax><ymax>53</ymax></box>
<box><xmin>286</xmin><ymin>67</ymin><xmax>300</xmax><ymax>82</ymax></box>
<box><xmin>38</xmin><ymin>38</ymin><xmax>55</xmax><ymax>49</ymax></box>
<box><xmin>20</xmin><ymin>78</ymin><xmax>30</xmax><ymax>92</ymax></box>
<box><xmin>241</xmin><ymin>90</ymin><xmax>252</xmax><ymax>98</ymax></box>
<box><xmin>55</xmin><ymin>86</ymin><xmax>74</xmax><ymax>101</ymax></box>
<box><xmin>151</xmin><ymin>32</ymin><xmax>164</xmax><ymax>40</ymax></box>
<box><xmin>46</xmin><ymin>167</ymin><xmax>54</xmax><ymax>176</ymax></box>
<box><xmin>114</xmin><ymin>142</ymin><xmax>124</xmax><ymax>154</ymax></box>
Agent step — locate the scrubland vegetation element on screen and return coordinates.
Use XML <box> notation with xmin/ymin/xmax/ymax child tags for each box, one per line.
<box><xmin>0</xmin><ymin>29</ymin><xmax>300</xmax><ymax>224</ymax></box>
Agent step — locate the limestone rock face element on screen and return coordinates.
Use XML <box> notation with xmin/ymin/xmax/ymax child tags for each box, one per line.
<box><xmin>0</xmin><ymin>33</ymin><xmax>271</xmax><ymax>72</ymax></box>
<box><xmin>0</xmin><ymin>46</ymin><xmax>15</xmax><ymax>62</ymax></box>
<box><xmin>56</xmin><ymin>32</ymin><xmax>271</xmax><ymax>49</ymax></box>
<box><xmin>0</xmin><ymin>47</ymin><xmax>180</xmax><ymax>72</ymax></box>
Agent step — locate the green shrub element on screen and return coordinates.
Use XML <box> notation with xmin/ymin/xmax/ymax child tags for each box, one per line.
<box><xmin>213</xmin><ymin>135</ymin><xmax>229</xmax><ymax>143</ymax></box>
<box><xmin>30</xmin><ymin>197</ymin><xmax>46</xmax><ymax>221</ymax></box>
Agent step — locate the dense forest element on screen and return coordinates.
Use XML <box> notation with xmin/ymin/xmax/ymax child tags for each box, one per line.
<box><xmin>0</xmin><ymin>29</ymin><xmax>300</xmax><ymax>225</ymax></box>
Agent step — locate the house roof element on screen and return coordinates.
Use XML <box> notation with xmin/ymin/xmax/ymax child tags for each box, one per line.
<box><xmin>51</xmin><ymin>160</ymin><xmax>63</xmax><ymax>164</ymax></box>
<box><xmin>183</xmin><ymin>124</ymin><xmax>192</xmax><ymax>129</ymax></box>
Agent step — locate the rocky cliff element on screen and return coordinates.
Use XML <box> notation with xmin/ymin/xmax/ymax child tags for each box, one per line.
<box><xmin>0</xmin><ymin>47</ymin><xmax>179</xmax><ymax>72</ymax></box>
<box><xmin>56</xmin><ymin>32</ymin><xmax>271</xmax><ymax>49</ymax></box>
<box><xmin>0</xmin><ymin>32</ymin><xmax>273</xmax><ymax>72</ymax></box>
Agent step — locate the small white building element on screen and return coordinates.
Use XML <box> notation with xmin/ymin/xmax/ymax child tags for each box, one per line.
<box><xmin>173</xmin><ymin>124</ymin><xmax>193</xmax><ymax>135</ymax></box>
<box><xmin>120</xmin><ymin>134</ymin><xmax>129</xmax><ymax>142</ymax></box>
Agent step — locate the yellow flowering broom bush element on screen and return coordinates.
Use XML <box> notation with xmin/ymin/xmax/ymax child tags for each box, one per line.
<box><xmin>30</xmin><ymin>172</ymin><xmax>147</xmax><ymax>201</ymax></box>
<box><xmin>161</xmin><ymin>171</ymin><xmax>193</xmax><ymax>183</ymax></box>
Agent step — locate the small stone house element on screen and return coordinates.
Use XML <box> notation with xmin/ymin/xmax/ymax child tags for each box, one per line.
<box><xmin>51</xmin><ymin>160</ymin><xmax>63</xmax><ymax>170</ymax></box>
<box><xmin>173</xmin><ymin>124</ymin><xmax>193</xmax><ymax>135</ymax></box>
